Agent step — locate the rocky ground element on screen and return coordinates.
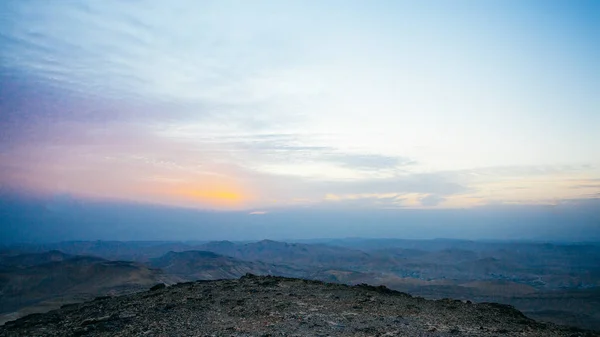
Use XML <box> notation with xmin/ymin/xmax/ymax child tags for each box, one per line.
<box><xmin>1</xmin><ymin>274</ymin><xmax>597</xmax><ymax>337</ymax></box>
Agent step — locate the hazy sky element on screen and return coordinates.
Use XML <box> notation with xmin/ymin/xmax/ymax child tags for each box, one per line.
<box><xmin>1</xmin><ymin>0</ymin><xmax>599</xmax><ymax>212</ymax></box>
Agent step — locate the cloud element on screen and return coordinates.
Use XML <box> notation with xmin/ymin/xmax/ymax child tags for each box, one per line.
<box><xmin>249</xmin><ymin>211</ymin><xmax>268</xmax><ymax>215</ymax></box>
<box><xmin>323</xmin><ymin>193</ymin><xmax>405</xmax><ymax>209</ymax></box>
<box><xmin>0</xmin><ymin>1</ymin><xmax>321</xmax><ymax>137</ymax></box>
<box><xmin>420</xmin><ymin>194</ymin><xmax>446</xmax><ymax>207</ymax></box>
<box><xmin>2</xmin><ymin>111</ymin><xmax>598</xmax><ymax>210</ymax></box>
<box><xmin>323</xmin><ymin>153</ymin><xmax>414</xmax><ymax>170</ymax></box>
<box><xmin>570</xmin><ymin>184</ymin><xmax>600</xmax><ymax>189</ymax></box>
<box><xmin>566</xmin><ymin>178</ymin><xmax>600</xmax><ymax>189</ymax></box>
<box><xmin>175</xmin><ymin>133</ymin><xmax>415</xmax><ymax>176</ymax></box>
<box><xmin>320</xmin><ymin>192</ymin><xmax>448</xmax><ymax>209</ymax></box>
<box><xmin>324</xmin><ymin>173</ymin><xmax>470</xmax><ymax>196</ymax></box>
<box><xmin>1</xmin><ymin>1</ymin><xmax>598</xmax><ymax>212</ymax></box>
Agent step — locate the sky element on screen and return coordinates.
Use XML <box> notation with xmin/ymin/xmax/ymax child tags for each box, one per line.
<box><xmin>0</xmin><ymin>0</ymin><xmax>599</xmax><ymax>233</ymax></box>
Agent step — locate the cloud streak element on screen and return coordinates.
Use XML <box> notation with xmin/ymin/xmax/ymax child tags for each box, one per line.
<box><xmin>0</xmin><ymin>0</ymin><xmax>599</xmax><ymax>210</ymax></box>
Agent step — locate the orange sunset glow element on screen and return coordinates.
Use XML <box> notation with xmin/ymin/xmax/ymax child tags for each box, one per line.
<box><xmin>167</xmin><ymin>183</ymin><xmax>249</xmax><ymax>209</ymax></box>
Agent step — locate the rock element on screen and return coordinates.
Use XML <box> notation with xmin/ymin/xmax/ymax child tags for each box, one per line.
<box><xmin>1</xmin><ymin>276</ymin><xmax>598</xmax><ymax>336</ymax></box>
<box><xmin>149</xmin><ymin>283</ymin><xmax>166</xmax><ymax>291</ymax></box>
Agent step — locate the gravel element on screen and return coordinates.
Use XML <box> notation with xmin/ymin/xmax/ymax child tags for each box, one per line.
<box><xmin>1</xmin><ymin>274</ymin><xmax>597</xmax><ymax>337</ymax></box>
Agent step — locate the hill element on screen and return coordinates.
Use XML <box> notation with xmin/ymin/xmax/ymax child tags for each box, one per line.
<box><xmin>0</xmin><ymin>250</ymin><xmax>73</xmax><ymax>271</ymax></box>
<box><xmin>0</xmin><ymin>254</ymin><xmax>176</xmax><ymax>324</ymax></box>
<box><xmin>149</xmin><ymin>250</ymin><xmax>305</xmax><ymax>280</ymax></box>
<box><xmin>3</xmin><ymin>239</ymin><xmax>599</xmax><ymax>330</ymax></box>
<box><xmin>198</xmin><ymin>239</ymin><xmax>375</xmax><ymax>268</ymax></box>
<box><xmin>1</xmin><ymin>275</ymin><xmax>597</xmax><ymax>336</ymax></box>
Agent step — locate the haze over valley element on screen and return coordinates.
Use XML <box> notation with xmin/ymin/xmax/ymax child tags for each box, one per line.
<box><xmin>2</xmin><ymin>238</ymin><xmax>599</xmax><ymax>331</ymax></box>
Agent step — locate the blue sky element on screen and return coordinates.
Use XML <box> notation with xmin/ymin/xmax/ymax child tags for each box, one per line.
<box><xmin>0</xmin><ymin>0</ymin><xmax>599</xmax><ymax>212</ymax></box>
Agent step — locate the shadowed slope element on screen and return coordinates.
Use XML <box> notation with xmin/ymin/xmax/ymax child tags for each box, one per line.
<box><xmin>149</xmin><ymin>250</ymin><xmax>305</xmax><ymax>280</ymax></box>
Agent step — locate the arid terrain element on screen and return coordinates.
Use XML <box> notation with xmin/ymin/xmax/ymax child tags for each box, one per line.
<box><xmin>1</xmin><ymin>239</ymin><xmax>599</xmax><ymax>331</ymax></box>
<box><xmin>2</xmin><ymin>274</ymin><xmax>598</xmax><ymax>336</ymax></box>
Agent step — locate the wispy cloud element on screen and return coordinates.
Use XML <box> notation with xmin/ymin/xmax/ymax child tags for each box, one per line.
<box><xmin>0</xmin><ymin>0</ymin><xmax>599</xmax><ymax>210</ymax></box>
<box><xmin>324</xmin><ymin>153</ymin><xmax>414</xmax><ymax>170</ymax></box>
<box><xmin>420</xmin><ymin>194</ymin><xmax>446</xmax><ymax>207</ymax></box>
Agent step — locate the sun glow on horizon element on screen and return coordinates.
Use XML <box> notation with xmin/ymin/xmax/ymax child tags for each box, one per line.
<box><xmin>167</xmin><ymin>183</ymin><xmax>249</xmax><ymax>209</ymax></box>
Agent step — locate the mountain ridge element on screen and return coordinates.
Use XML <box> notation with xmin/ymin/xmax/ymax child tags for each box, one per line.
<box><xmin>1</xmin><ymin>274</ymin><xmax>597</xmax><ymax>336</ymax></box>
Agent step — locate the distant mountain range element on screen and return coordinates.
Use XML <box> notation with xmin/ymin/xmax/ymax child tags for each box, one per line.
<box><xmin>149</xmin><ymin>250</ymin><xmax>305</xmax><ymax>280</ymax></box>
